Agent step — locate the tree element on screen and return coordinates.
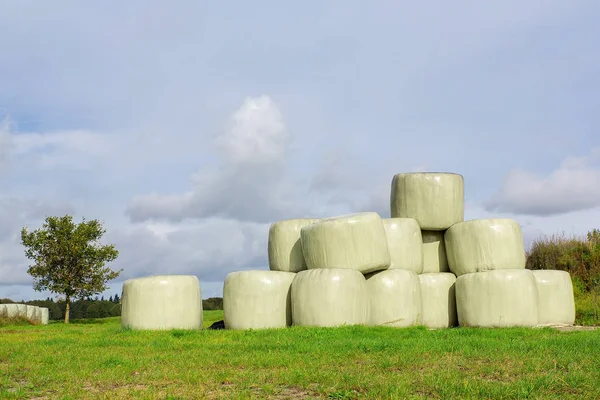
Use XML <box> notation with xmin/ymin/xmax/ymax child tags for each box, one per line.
<box><xmin>20</xmin><ymin>214</ymin><xmax>122</xmax><ymax>323</ymax></box>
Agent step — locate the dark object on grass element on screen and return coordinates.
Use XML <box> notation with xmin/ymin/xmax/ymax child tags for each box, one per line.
<box><xmin>209</xmin><ymin>320</ymin><xmax>225</xmax><ymax>330</ymax></box>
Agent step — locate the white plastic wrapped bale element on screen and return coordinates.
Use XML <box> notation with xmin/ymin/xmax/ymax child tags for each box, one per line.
<box><xmin>223</xmin><ymin>270</ymin><xmax>296</xmax><ymax>330</ymax></box>
<box><xmin>383</xmin><ymin>218</ymin><xmax>423</xmax><ymax>273</ymax></box>
<box><xmin>365</xmin><ymin>269</ymin><xmax>421</xmax><ymax>327</ymax></box>
<box><xmin>5</xmin><ymin>304</ymin><xmax>27</xmax><ymax>318</ymax></box>
<box><xmin>300</xmin><ymin>212</ymin><xmax>391</xmax><ymax>274</ymax></box>
<box><xmin>0</xmin><ymin>304</ymin><xmax>6</xmax><ymax>317</ymax></box>
<box><xmin>121</xmin><ymin>275</ymin><xmax>203</xmax><ymax>330</ymax></box>
<box><xmin>390</xmin><ymin>172</ymin><xmax>464</xmax><ymax>230</ymax></box>
<box><xmin>445</xmin><ymin>218</ymin><xmax>526</xmax><ymax>277</ymax></box>
<box><xmin>455</xmin><ymin>270</ymin><xmax>538</xmax><ymax>327</ymax></box>
<box><xmin>26</xmin><ymin>305</ymin><xmax>40</xmax><ymax>322</ymax></box>
<box><xmin>418</xmin><ymin>273</ymin><xmax>457</xmax><ymax>328</ymax></box>
<box><xmin>291</xmin><ymin>268</ymin><xmax>369</xmax><ymax>327</ymax></box>
<box><xmin>532</xmin><ymin>270</ymin><xmax>575</xmax><ymax>326</ymax></box>
<box><xmin>421</xmin><ymin>231</ymin><xmax>449</xmax><ymax>273</ymax></box>
<box><xmin>268</xmin><ymin>218</ymin><xmax>320</xmax><ymax>273</ymax></box>
<box><xmin>39</xmin><ymin>307</ymin><xmax>50</xmax><ymax>325</ymax></box>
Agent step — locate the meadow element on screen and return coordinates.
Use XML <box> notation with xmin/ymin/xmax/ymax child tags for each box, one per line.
<box><xmin>1</xmin><ymin>310</ymin><xmax>600</xmax><ymax>399</ymax></box>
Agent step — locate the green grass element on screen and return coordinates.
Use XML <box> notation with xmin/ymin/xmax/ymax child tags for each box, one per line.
<box><xmin>1</xmin><ymin>311</ymin><xmax>600</xmax><ymax>399</ymax></box>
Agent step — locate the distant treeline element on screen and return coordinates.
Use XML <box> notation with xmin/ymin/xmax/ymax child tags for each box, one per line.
<box><xmin>0</xmin><ymin>296</ymin><xmax>224</xmax><ymax>320</ymax></box>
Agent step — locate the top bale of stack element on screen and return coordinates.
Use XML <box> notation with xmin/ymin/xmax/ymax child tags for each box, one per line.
<box><xmin>390</xmin><ymin>172</ymin><xmax>464</xmax><ymax>231</ymax></box>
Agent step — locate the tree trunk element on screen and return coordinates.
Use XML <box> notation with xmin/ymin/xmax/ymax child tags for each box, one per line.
<box><xmin>65</xmin><ymin>295</ymin><xmax>70</xmax><ymax>324</ymax></box>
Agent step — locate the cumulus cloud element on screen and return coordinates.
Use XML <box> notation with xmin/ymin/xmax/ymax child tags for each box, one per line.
<box><xmin>127</xmin><ymin>96</ymin><xmax>314</xmax><ymax>224</ymax></box>
<box><xmin>484</xmin><ymin>148</ymin><xmax>600</xmax><ymax>216</ymax></box>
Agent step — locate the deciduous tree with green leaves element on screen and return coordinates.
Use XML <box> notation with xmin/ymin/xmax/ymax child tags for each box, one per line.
<box><xmin>21</xmin><ymin>215</ymin><xmax>122</xmax><ymax>323</ymax></box>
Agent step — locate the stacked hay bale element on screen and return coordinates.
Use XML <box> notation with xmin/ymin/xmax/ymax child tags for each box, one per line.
<box><xmin>223</xmin><ymin>171</ymin><xmax>575</xmax><ymax>330</ymax></box>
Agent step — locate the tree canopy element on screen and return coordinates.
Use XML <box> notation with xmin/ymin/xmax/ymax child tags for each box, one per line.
<box><xmin>21</xmin><ymin>214</ymin><xmax>122</xmax><ymax>323</ymax></box>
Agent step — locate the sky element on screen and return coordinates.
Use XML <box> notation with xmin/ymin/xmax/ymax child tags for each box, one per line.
<box><xmin>1</xmin><ymin>1</ymin><xmax>599</xmax><ymax>301</ymax></box>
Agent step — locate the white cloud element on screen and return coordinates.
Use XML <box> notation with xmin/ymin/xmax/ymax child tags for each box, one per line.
<box><xmin>126</xmin><ymin>96</ymin><xmax>315</xmax><ymax>224</ymax></box>
<box><xmin>484</xmin><ymin>148</ymin><xmax>600</xmax><ymax>216</ymax></box>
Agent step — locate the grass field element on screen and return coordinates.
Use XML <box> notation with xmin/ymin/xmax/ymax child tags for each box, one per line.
<box><xmin>1</xmin><ymin>311</ymin><xmax>600</xmax><ymax>399</ymax></box>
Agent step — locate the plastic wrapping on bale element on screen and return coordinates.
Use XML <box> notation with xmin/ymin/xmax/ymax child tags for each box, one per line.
<box><xmin>39</xmin><ymin>307</ymin><xmax>50</xmax><ymax>325</ymax></box>
<box><xmin>455</xmin><ymin>270</ymin><xmax>538</xmax><ymax>327</ymax></box>
<box><xmin>383</xmin><ymin>218</ymin><xmax>423</xmax><ymax>273</ymax></box>
<box><xmin>268</xmin><ymin>218</ymin><xmax>320</xmax><ymax>273</ymax></box>
<box><xmin>291</xmin><ymin>268</ymin><xmax>369</xmax><ymax>327</ymax></box>
<box><xmin>421</xmin><ymin>231</ymin><xmax>449</xmax><ymax>273</ymax></box>
<box><xmin>121</xmin><ymin>275</ymin><xmax>203</xmax><ymax>330</ymax></box>
<box><xmin>390</xmin><ymin>172</ymin><xmax>464</xmax><ymax>230</ymax></box>
<box><xmin>365</xmin><ymin>269</ymin><xmax>421</xmax><ymax>327</ymax></box>
<box><xmin>532</xmin><ymin>270</ymin><xmax>575</xmax><ymax>326</ymax></box>
<box><xmin>418</xmin><ymin>273</ymin><xmax>457</xmax><ymax>328</ymax></box>
<box><xmin>5</xmin><ymin>304</ymin><xmax>27</xmax><ymax>318</ymax></box>
<box><xmin>301</xmin><ymin>212</ymin><xmax>391</xmax><ymax>274</ymax></box>
<box><xmin>26</xmin><ymin>305</ymin><xmax>40</xmax><ymax>322</ymax></box>
<box><xmin>223</xmin><ymin>270</ymin><xmax>296</xmax><ymax>330</ymax></box>
<box><xmin>0</xmin><ymin>304</ymin><xmax>6</xmax><ymax>317</ymax></box>
<box><xmin>445</xmin><ymin>218</ymin><xmax>526</xmax><ymax>277</ymax></box>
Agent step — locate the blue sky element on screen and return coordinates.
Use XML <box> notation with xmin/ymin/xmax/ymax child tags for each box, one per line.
<box><xmin>1</xmin><ymin>1</ymin><xmax>599</xmax><ymax>301</ymax></box>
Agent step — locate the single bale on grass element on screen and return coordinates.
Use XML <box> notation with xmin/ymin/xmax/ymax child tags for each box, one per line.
<box><xmin>445</xmin><ymin>218</ymin><xmax>526</xmax><ymax>277</ymax></box>
<box><xmin>456</xmin><ymin>270</ymin><xmax>538</xmax><ymax>327</ymax></box>
<box><xmin>365</xmin><ymin>269</ymin><xmax>421</xmax><ymax>327</ymax></box>
<box><xmin>418</xmin><ymin>273</ymin><xmax>457</xmax><ymax>328</ymax></box>
<box><xmin>301</xmin><ymin>212</ymin><xmax>390</xmax><ymax>274</ymax></box>
<box><xmin>390</xmin><ymin>172</ymin><xmax>464</xmax><ymax>230</ymax></box>
<box><xmin>421</xmin><ymin>231</ymin><xmax>449</xmax><ymax>273</ymax></box>
<box><xmin>121</xmin><ymin>275</ymin><xmax>203</xmax><ymax>330</ymax></box>
<box><xmin>383</xmin><ymin>218</ymin><xmax>423</xmax><ymax>273</ymax></box>
<box><xmin>532</xmin><ymin>270</ymin><xmax>575</xmax><ymax>326</ymax></box>
<box><xmin>268</xmin><ymin>218</ymin><xmax>320</xmax><ymax>273</ymax></box>
<box><xmin>291</xmin><ymin>268</ymin><xmax>369</xmax><ymax>327</ymax></box>
<box><xmin>223</xmin><ymin>270</ymin><xmax>295</xmax><ymax>330</ymax></box>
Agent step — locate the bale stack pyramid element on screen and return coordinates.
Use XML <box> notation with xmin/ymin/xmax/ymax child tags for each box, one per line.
<box><xmin>223</xmin><ymin>172</ymin><xmax>576</xmax><ymax>329</ymax></box>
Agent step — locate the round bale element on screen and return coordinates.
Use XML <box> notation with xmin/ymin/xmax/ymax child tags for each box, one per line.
<box><xmin>390</xmin><ymin>172</ymin><xmax>464</xmax><ymax>230</ymax></box>
<box><xmin>291</xmin><ymin>268</ymin><xmax>369</xmax><ymax>327</ymax></box>
<box><xmin>455</xmin><ymin>269</ymin><xmax>538</xmax><ymax>328</ymax></box>
<box><xmin>383</xmin><ymin>218</ymin><xmax>423</xmax><ymax>273</ymax></box>
<box><xmin>365</xmin><ymin>269</ymin><xmax>421</xmax><ymax>327</ymax></box>
<box><xmin>444</xmin><ymin>218</ymin><xmax>526</xmax><ymax>277</ymax></box>
<box><xmin>418</xmin><ymin>273</ymin><xmax>457</xmax><ymax>328</ymax></box>
<box><xmin>300</xmin><ymin>212</ymin><xmax>390</xmax><ymax>274</ymax></box>
<box><xmin>268</xmin><ymin>218</ymin><xmax>320</xmax><ymax>273</ymax></box>
<box><xmin>421</xmin><ymin>231</ymin><xmax>449</xmax><ymax>273</ymax></box>
<box><xmin>121</xmin><ymin>275</ymin><xmax>203</xmax><ymax>330</ymax></box>
<box><xmin>532</xmin><ymin>270</ymin><xmax>575</xmax><ymax>326</ymax></box>
<box><xmin>223</xmin><ymin>270</ymin><xmax>296</xmax><ymax>330</ymax></box>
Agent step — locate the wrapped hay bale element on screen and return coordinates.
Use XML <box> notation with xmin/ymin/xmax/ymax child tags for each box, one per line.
<box><xmin>383</xmin><ymin>218</ymin><xmax>423</xmax><ymax>273</ymax></box>
<box><xmin>390</xmin><ymin>172</ymin><xmax>464</xmax><ymax>230</ymax></box>
<box><xmin>291</xmin><ymin>268</ymin><xmax>369</xmax><ymax>327</ymax></box>
<box><xmin>418</xmin><ymin>273</ymin><xmax>457</xmax><ymax>328</ymax></box>
<box><xmin>532</xmin><ymin>270</ymin><xmax>575</xmax><ymax>326</ymax></box>
<box><xmin>445</xmin><ymin>218</ymin><xmax>526</xmax><ymax>277</ymax></box>
<box><xmin>26</xmin><ymin>305</ymin><xmax>40</xmax><ymax>322</ymax></box>
<box><xmin>121</xmin><ymin>275</ymin><xmax>203</xmax><ymax>330</ymax></box>
<box><xmin>223</xmin><ymin>270</ymin><xmax>296</xmax><ymax>330</ymax></box>
<box><xmin>0</xmin><ymin>304</ymin><xmax>6</xmax><ymax>317</ymax></box>
<box><xmin>365</xmin><ymin>269</ymin><xmax>421</xmax><ymax>327</ymax></box>
<box><xmin>422</xmin><ymin>231</ymin><xmax>449</xmax><ymax>273</ymax></box>
<box><xmin>39</xmin><ymin>307</ymin><xmax>50</xmax><ymax>325</ymax></box>
<box><xmin>301</xmin><ymin>212</ymin><xmax>391</xmax><ymax>274</ymax></box>
<box><xmin>5</xmin><ymin>304</ymin><xmax>27</xmax><ymax>318</ymax></box>
<box><xmin>268</xmin><ymin>218</ymin><xmax>320</xmax><ymax>272</ymax></box>
<box><xmin>455</xmin><ymin>270</ymin><xmax>538</xmax><ymax>327</ymax></box>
